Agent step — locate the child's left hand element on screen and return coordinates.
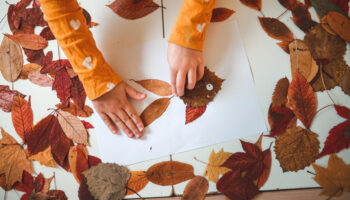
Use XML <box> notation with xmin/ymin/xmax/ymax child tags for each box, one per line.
<box><xmin>167</xmin><ymin>43</ymin><xmax>204</xmax><ymax>96</ymax></box>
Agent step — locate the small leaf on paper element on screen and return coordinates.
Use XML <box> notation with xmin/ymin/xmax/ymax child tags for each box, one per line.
<box><xmin>140</xmin><ymin>98</ymin><xmax>171</xmax><ymax>127</ymax></box>
<box><xmin>4</xmin><ymin>33</ymin><xmax>48</xmax><ymax>50</ymax></box>
<box><xmin>185</xmin><ymin>106</ymin><xmax>206</xmax><ymax>124</ymax></box>
<box><xmin>0</xmin><ymin>36</ymin><xmax>23</xmax><ymax>82</ymax></box>
<box><xmin>107</xmin><ymin>0</ymin><xmax>159</xmax><ymax>20</ymax></box>
<box><xmin>203</xmin><ymin>149</ymin><xmax>231</xmax><ymax>183</ymax></box>
<box><xmin>240</xmin><ymin>0</ymin><xmax>262</xmax><ymax>11</ymax></box>
<box><xmin>326</xmin><ymin>11</ymin><xmax>350</xmax><ymax>43</ymax></box>
<box><xmin>182</xmin><ymin>176</ymin><xmax>209</xmax><ymax>200</ymax></box>
<box><xmin>126</xmin><ymin>171</ymin><xmax>149</xmax><ymax>195</ymax></box>
<box><xmin>28</xmin><ymin>71</ymin><xmax>54</xmax><ymax>87</ymax></box>
<box><xmin>11</xmin><ymin>96</ymin><xmax>33</xmax><ymax>142</ymax></box>
<box><xmin>258</xmin><ymin>17</ymin><xmax>294</xmax><ymax>41</ymax></box>
<box><xmin>211</xmin><ymin>8</ymin><xmax>235</xmax><ymax>22</ymax></box>
<box><xmin>146</xmin><ymin>161</ymin><xmax>195</xmax><ymax>186</ymax></box>
<box><xmin>133</xmin><ymin>79</ymin><xmax>172</xmax><ymax>96</ymax></box>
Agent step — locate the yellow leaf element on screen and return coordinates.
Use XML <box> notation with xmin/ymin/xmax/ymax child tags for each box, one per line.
<box><xmin>312</xmin><ymin>154</ymin><xmax>350</xmax><ymax>198</ymax></box>
<box><xmin>203</xmin><ymin>149</ymin><xmax>232</xmax><ymax>183</ymax></box>
<box><xmin>29</xmin><ymin>146</ymin><xmax>57</xmax><ymax>168</ymax></box>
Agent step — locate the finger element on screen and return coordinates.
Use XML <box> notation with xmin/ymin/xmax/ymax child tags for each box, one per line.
<box><xmin>125</xmin><ymin>84</ymin><xmax>146</xmax><ymax>100</ymax></box>
<box><xmin>176</xmin><ymin>70</ymin><xmax>187</xmax><ymax>96</ymax></box>
<box><xmin>123</xmin><ymin>104</ymin><xmax>144</xmax><ymax>134</ymax></box>
<box><xmin>187</xmin><ymin>67</ymin><xmax>196</xmax><ymax>90</ymax></box>
<box><xmin>110</xmin><ymin>112</ymin><xmax>134</xmax><ymax>138</ymax></box>
<box><xmin>118</xmin><ymin>109</ymin><xmax>141</xmax><ymax>138</ymax></box>
<box><xmin>197</xmin><ymin>63</ymin><xmax>205</xmax><ymax>81</ymax></box>
<box><xmin>100</xmin><ymin>113</ymin><xmax>118</xmax><ymax>134</ymax></box>
<box><xmin>170</xmin><ymin>68</ymin><xmax>177</xmax><ymax>95</ymax></box>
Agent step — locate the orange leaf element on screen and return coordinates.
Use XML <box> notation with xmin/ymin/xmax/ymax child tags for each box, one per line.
<box><xmin>4</xmin><ymin>33</ymin><xmax>48</xmax><ymax>50</ymax></box>
<box><xmin>211</xmin><ymin>8</ymin><xmax>235</xmax><ymax>22</ymax></box>
<box><xmin>288</xmin><ymin>72</ymin><xmax>317</xmax><ymax>129</ymax></box>
<box><xmin>126</xmin><ymin>171</ymin><xmax>149</xmax><ymax>195</ymax></box>
<box><xmin>11</xmin><ymin>96</ymin><xmax>33</xmax><ymax>142</ymax></box>
<box><xmin>56</xmin><ymin>103</ymin><xmax>93</xmax><ymax>118</ymax></box>
<box><xmin>277</xmin><ymin>40</ymin><xmax>291</xmax><ymax>54</ymax></box>
<box><xmin>182</xmin><ymin>176</ymin><xmax>209</xmax><ymax>200</ymax></box>
<box><xmin>68</xmin><ymin>145</ymin><xmax>89</xmax><ymax>184</ymax></box>
<box><xmin>29</xmin><ymin>146</ymin><xmax>57</xmax><ymax>168</ymax></box>
<box><xmin>140</xmin><ymin>98</ymin><xmax>171</xmax><ymax>127</ymax></box>
<box><xmin>133</xmin><ymin>79</ymin><xmax>172</xmax><ymax>96</ymax></box>
<box><xmin>146</xmin><ymin>161</ymin><xmax>195</xmax><ymax>186</ymax></box>
<box><xmin>326</xmin><ymin>11</ymin><xmax>350</xmax><ymax>43</ymax></box>
<box><xmin>240</xmin><ymin>0</ymin><xmax>262</xmax><ymax>11</ymax></box>
<box><xmin>20</xmin><ymin>63</ymin><xmax>42</xmax><ymax>79</ymax></box>
<box><xmin>258</xmin><ymin>17</ymin><xmax>294</xmax><ymax>41</ymax></box>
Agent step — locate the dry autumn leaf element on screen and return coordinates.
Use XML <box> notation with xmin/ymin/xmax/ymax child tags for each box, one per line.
<box><xmin>312</xmin><ymin>154</ymin><xmax>350</xmax><ymax>198</ymax></box>
<box><xmin>211</xmin><ymin>8</ymin><xmax>235</xmax><ymax>22</ymax></box>
<box><xmin>258</xmin><ymin>17</ymin><xmax>294</xmax><ymax>41</ymax></box>
<box><xmin>56</xmin><ymin>110</ymin><xmax>89</xmax><ymax>145</ymax></box>
<box><xmin>185</xmin><ymin>106</ymin><xmax>206</xmax><ymax>124</ymax></box>
<box><xmin>0</xmin><ymin>85</ymin><xmax>25</xmax><ymax>112</ymax></box>
<box><xmin>146</xmin><ymin>161</ymin><xmax>195</xmax><ymax>186</ymax></box>
<box><xmin>0</xmin><ymin>36</ymin><xmax>23</xmax><ymax>82</ymax></box>
<box><xmin>4</xmin><ymin>33</ymin><xmax>48</xmax><ymax>50</ymax></box>
<box><xmin>70</xmin><ymin>77</ymin><xmax>87</xmax><ymax>109</ymax></box>
<box><xmin>126</xmin><ymin>171</ymin><xmax>149</xmax><ymax>195</ymax></box>
<box><xmin>0</xmin><ymin>128</ymin><xmax>31</xmax><ymax>190</ymax></box>
<box><xmin>267</xmin><ymin>105</ymin><xmax>296</xmax><ymax>137</ymax></box>
<box><xmin>277</xmin><ymin>40</ymin><xmax>291</xmax><ymax>53</ymax></box>
<box><xmin>107</xmin><ymin>0</ymin><xmax>159</xmax><ymax>20</ymax></box>
<box><xmin>288</xmin><ymin>72</ymin><xmax>317</xmax><ymax>129</ymax></box>
<box><xmin>203</xmin><ymin>149</ymin><xmax>231</xmax><ymax>183</ymax></box>
<box><xmin>68</xmin><ymin>145</ymin><xmax>89</xmax><ymax>184</ymax></box>
<box><xmin>271</xmin><ymin>77</ymin><xmax>289</xmax><ymax>108</ymax></box>
<box><xmin>240</xmin><ymin>0</ymin><xmax>262</xmax><ymax>11</ymax></box>
<box><xmin>11</xmin><ymin>96</ymin><xmax>33</xmax><ymax>142</ymax></box>
<box><xmin>326</xmin><ymin>11</ymin><xmax>350</xmax><ymax>43</ymax></box>
<box><xmin>340</xmin><ymin>67</ymin><xmax>350</xmax><ymax>95</ymax></box>
<box><xmin>132</xmin><ymin>79</ymin><xmax>172</xmax><ymax>96</ymax></box>
<box><xmin>310</xmin><ymin>0</ymin><xmax>346</xmax><ymax>18</ymax></box>
<box><xmin>320</xmin><ymin>16</ymin><xmax>336</xmax><ymax>36</ymax></box>
<box><xmin>289</xmin><ymin>40</ymin><xmax>319</xmax><ymax>83</ymax></box>
<box><xmin>78</xmin><ymin>177</ymin><xmax>95</xmax><ymax>200</ymax></box>
<box><xmin>29</xmin><ymin>146</ymin><xmax>57</xmax><ymax>168</ymax></box>
<box><xmin>28</xmin><ymin>70</ymin><xmax>54</xmax><ymax>87</ymax></box>
<box><xmin>182</xmin><ymin>176</ymin><xmax>209</xmax><ymax>200</ymax></box>
<box><xmin>290</xmin><ymin>1</ymin><xmax>317</xmax><ymax>33</ymax></box>
<box><xmin>274</xmin><ymin>126</ymin><xmax>319</xmax><ymax>172</ymax></box>
<box><xmin>20</xmin><ymin>63</ymin><xmax>42</xmax><ymax>79</ymax></box>
<box><xmin>56</xmin><ymin>103</ymin><xmax>93</xmax><ymax>118</ymax></box>
<box><xmin>140</xmin><ymin>98</ymin><xmax>171</xmax><ymax>127</ymax></box>
<box><xmin>52</xmin><ymin>68</ymin><xmax>72</xmax><ymax>106</ymax></box>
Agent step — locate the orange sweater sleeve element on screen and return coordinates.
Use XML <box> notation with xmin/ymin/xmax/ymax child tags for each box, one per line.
<box><xmin>39</xmin><ymin>0</ymin><xmax>123</xmax><ymax>100</ymax></box>
<box><xmin>169</xmin><ymin>0</ymin><xmax>217</xmax><ymax>51</ymax></box>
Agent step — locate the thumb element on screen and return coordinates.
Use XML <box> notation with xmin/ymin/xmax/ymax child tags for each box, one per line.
<box><xmin>125</xmin><ymin>84</ymin><xmax>146</xmax><ymax>100</ymax></box>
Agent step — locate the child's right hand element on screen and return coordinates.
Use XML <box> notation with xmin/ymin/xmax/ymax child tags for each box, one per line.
<box><xmin>92</xmin><ymin>81</ymin><xmax>146</xmax><ymax>138</ymax></box>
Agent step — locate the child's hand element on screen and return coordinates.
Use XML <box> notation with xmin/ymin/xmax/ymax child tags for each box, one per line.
<box><xmin>167</xmin><ymin>43</ymin><xmax>204</xmax><ymax>96</ymax></box>
<box><xmin>92</xmin><ymin>81</ymin><xmax>146</xmax><ymax>138</ymax></box>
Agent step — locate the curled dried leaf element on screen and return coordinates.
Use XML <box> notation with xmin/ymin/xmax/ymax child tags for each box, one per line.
<box><xmin>203</xmin><ymin>149</ymin><xmax>231</xmax><ymax>183</ymax></box>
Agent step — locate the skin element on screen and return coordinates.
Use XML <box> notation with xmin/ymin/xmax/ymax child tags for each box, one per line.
<box><xmin>92</xmin><ymin>44</ymin><xmax>204</xmax><ymax>138</ymax></box>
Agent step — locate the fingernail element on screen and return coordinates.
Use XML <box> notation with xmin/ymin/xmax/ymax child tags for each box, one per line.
<box><xmin>113</xmin><ymin>130</ymin><xmax>117</xmax><ymax>134</ymax></box>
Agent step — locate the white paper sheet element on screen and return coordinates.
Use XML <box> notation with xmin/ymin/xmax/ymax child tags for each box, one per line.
<box><xmin>92</xmin><ymin>19</ymin><xmax>267</xmax><ymax>165</ymax></box>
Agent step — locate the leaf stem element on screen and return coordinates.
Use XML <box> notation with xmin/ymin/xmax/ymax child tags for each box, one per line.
<box><xmin>193</xmin><ymin>156</ymin><xmax>208</xmax><ymax>165</ymax></box>
<box><xmin>306</xmin><ymin>170</ymin><xmax>316</xmax><ymax>176</ymax></box>
<box><xmin>160</xmin><ymin>0</ymin><xmax>165</xmax><ymax>38</ymax></box>
<box><xmin>276</xmin><ymin>9</ymin><xmax>288</xmax><ymax>19</ymax></box>
<box><xmin>125</xmin><ymin>186</ymin><xmax>144</xmax><ymax>200</ymax></box>
<box><xmin>53</xmin><ymin>172</ymin><xmax>57</xmax><ymax>190</ymax></box>
<box><xmin>259</xmin><ymin>10</ymin><xmax>266</xmax><ymax>17</ymax></box>
<box><xmin>315</xmin><ymin>104</ymin><xmax>334</xmax><ymax>116</ymax></box>
<box><xmin>320</xmin><ymin>64</ymin><xmax>336</xmax><ymax>105</ymax></box>
<box><xmin>0</xmin><ymin>14</ymin><xmax>6</xmax><ymax>25</ymax></box>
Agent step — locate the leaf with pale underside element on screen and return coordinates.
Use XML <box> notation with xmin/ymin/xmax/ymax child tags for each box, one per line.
<box><xmin>0</xmin><ymin>36</ymin><xmax>23</xmax><ymax>82</ymax></box>
<box><xmin>20</xmin><ymin>63</ymin><xmax>42</xmax><ymax>79</ymax></box>
<box><xmin>28</xmin><ymin>71</ymin><xmax>54</xmax><ymax>87</ymax></box>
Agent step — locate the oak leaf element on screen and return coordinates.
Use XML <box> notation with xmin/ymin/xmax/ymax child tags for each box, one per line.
<box><xmin>203</xmin><ymin>149</ymin><xmax>231</xmax><ymax>183</ymax></box>
<box><xmin>140</xmin><ymin>98</ymin><xmax>171</xmax><ymax>127</ymax></box>
<box><xmin>126</xmin><ymin>171</ymin><xmax>149</xmax><ymax>195</ymax></box>
<box><xmin>28</xmin><ymin>71</ymin><xmax>54</xmax><ymax>87</ymax></box>
<box><xmin>185</xmin><ymin>106</ymin><xmax>206</xmax><ymax>124</ymax></box>
<box><xmin>107</xmin><ymin>0</ymin><xmax>159</xmax><ymax>20</ymax></box>
<box><xmin>239</xmin><ymin>0</ymin><xmax>262</xmax><ymax>11</ymax></box>
<box><xmin>146</xmin><ymin>161</ymin><xmax>195</xmax><ymax>186</ymax></box>
<box><xmin>211</xmin><ymin>8</ymin><xmax>235</xmax><ymax>22</ymax></box>
<box><xmin>29</xmin><ymin>146</ymin><xmax>57</xmax><ymax>168</ymax></box>
<box><xmin>19</xmin><ymin>63</ymin><xmax>42</xmax><ymax>79</ymax></box>
<box><xmin>326</xmin><ymin>11</ymin><xmax>350</xmax><ymax>43</ymax></box>
<box><xmin>133</xmin><ymin>79</ymin><xmax>172</xmax><ymax>96</ymax></box>
<box><xmin>56</xmin><ymin>110</ymin><xmax>89</xmax><ymax>145</ymax></box>
<box><xmin>68</xmin><ymin>145</ymin><xmax>89</xmax><ymax>184</ymax></box>
<box><xmin>0</xmin><ymin>36</ymin><xmax>23</xmax><ymax>82</ymax></box>
<box><xmin>11</xmin><ymin>96</ymin><xmax>33</xmax><ymax>142</ymax></box>
<box><xmin>274</xmin><ymin>126</ymin><xmax>319</xmax><ymax>172</ymax></box>
<box><xmin>312</xmin><ymin>154</ymin><xmax>350</xmax><ymax>198</ymax></box>
<box><xmin>4</xmin><ymin>33</ymin><xmax>47</xmax><ymax>50</ymax></box>
<box><xmin>182</xmin><ymin>176</ymin><xmax>209</xmax><ymax>200</ymax></box>
<box><xmin>0</xmin><ymin>85</ymin><xmax>25</xmax><ymax>112</ymax></box>
<box><xmin>288</xmin><ymin>72</ymin><xmax>317</xmax><ymax>129</ymax></box>
<box><xmin>259</xmin><ymin>17</ymin><xmax>294</xmax><ymax>41</ymax></box>
<box><xmin>56</xmin><ymin>103</ymin><xmax>93</xmax><ymax>118</ymax></box>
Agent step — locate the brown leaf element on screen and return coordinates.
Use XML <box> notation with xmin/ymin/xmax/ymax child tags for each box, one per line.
<box><xmin>288</xmin><ymin>72</ymin><xmax>317</xmax><ymax>129</ymax></box>
<box><xmin>290</xmin><ymin>2</ymin><xmax>317</xmax><ymax>33</ymax></box>
<box><xmin>320</xmin><ymin>16</ymin><xmax>336</xmax><ymax>36</ymax></box>
<box><xmin>277</xmin><ymin>40</ymin><xmax>291</xmax><ymax>54</ymax></box>
<box><xmin>211</xmin><ymin>8</ymin><xmax>235</xmax><ymax>22</ymax></box>
<box><xmin>0</xmin><ymin>128</ymin><xmax>31</xmax><ymax>189</ymax></box>
<box><xmin>29</xmin><ymin>146</ymin><xmax>57</xmax><ymax>168</ymax></box>
<box><xmin>203</xmin><ymin>149</ymin><xmax>231</xmax><ymax>183</ymax></box>
<box><xmin>271</xmin><ymin>77</ymin><xmax>289</xmax><ymax>108</ymax></box>
<box><xmin>56</xmin><ymin>103</ymin><xmax>93</xmax><ymax>118</ymax></box>
<box><xmin>146</xmin><ymin>161</ymin><xmax>195</xmax><ymax>186</ymax></box>
<box><xmin>4</xmin><ymin>33</ymin><xmax>48</xmax><ymax>50</ymax></box>
<box><xmin>11</xmin><ymin>96</ymin><xmax>33</xmax><ymax>142</ymax></box>
<box><xmin>310</xmin><ymin>0</ymin><xmax>346</xmax><ymax>19</ymax></box>
<box><xmin>82</xmin><ymin>163</ymin><xmax>130</xmax><ymax>200</ymax></box>
<box><xmin>326</xmin><ymin>11</ymin><xmax>350</xmax><ymax>43</ymax></box>
<box><xmin>68</xmin><ymin>145</ymin><xmax>89</xmax><ymax>184</ymax></box>
<box><xmin>140</xmin><ymin>98</ymin><xmax>171</xmax><ymax>127</ymax></box>
<box><xmin>28</xmin><ymin>71</ymin><xmax>54</xmax><ymax>87</ymax></box>
<box><xmin>182</xmin><ymin>176</ymin><xmax>209</xmax><ymax>200</ymax></box>
<box><xmin>126</xmin><ymin>171</ymin><xmax>149</xmax><ymax>195</ymax></box>
<box><xmin>0</xmin><ymin>36</ymin><xmax>23</xmax><ymax>82</ymax></box>
<box><xmin>107</xmin><ymin>0</ymin><xmax>159</xmax><ymax>20</ymax></box>
<box><xmin>340</xmin><ymin>67</ymin><xmax>350</xmax><ymax>96</ymax></box>
<box><xmin>240</xmin><ymin>0</ymin><xmax>262</xmax><ymax>11</ymax></box>
<box><xmin>258</xmin><ymin>17</ymin><xmax>294</xmax><ymax>41</ymax></box>
<box><xmin>274</xmin><ymin>126</ymin><xmax>319</xmax><ymax>172</ymax></box>
<box><xmin>289</xmin><ymin>40</ymin><xmax>319</xmax><ymax>83</ymax></box>
<box><xmin>133</xmin><ymin>79</ymin><xmax>172</xmax><ymax>96</ymax></box>
<box><xmin>56</xmin><ymin>110</ymin><xmax>89</xmax><ymax>145</ymax></box>
<box><xmin>19</xmin><ymin>63</ymin><xmax>42</xmax><ymax>79</ymax></box>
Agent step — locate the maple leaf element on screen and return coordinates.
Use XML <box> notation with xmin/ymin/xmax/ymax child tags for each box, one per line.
<box><xmin>11</xmin><ymin>96</ymin><xmax>33</xmax><ymax>142</ymax></box>
<box><xmin>185</xmin><ymin>106</ymin><xmax>206</xmax><ymax>124</ymax></box>
<box><xmin>240</xmin><ymin>0</ymin><xmax>262</xmax><ymax>11</ymax></box>
<box><xmin>126</xmin><ymin>171</ymin><xmax>149</xmax><ymax>195</ymax></box>
<box><xmin>0</xmin><ymin>85</ymin><xmax>25</xmax><ymax>112</ymax></box>
<box><xmin>107</xmin><ymin>0</ymin><xmax>159</xmax><ymax>20</ymax></box>
<box><xmin>211</xmin><ymin>8</ymin><xmax>235</xmax><ymax>22</ymax></box>
<box><xmin>0</xmin><ymin>36</ymin><xmax>23</xmax><ymax>82</ymax></box>
<box><xmin>203</xmin><ymin>149</ymin><xmax>231</xmax><ymax>183</ymax></box>
<box><xmin>274</xmin><ymin>126</ymin><xmax>319</xmax><ymax>172</ymax></box>
<box><xmin>258</xmin><ymin>17</ymin><xmax>294</xmax><ymax>41</ymax></box>
<box><xmin>132</xmin><ymin>79</ymin><xmax>172</xmax><ymax>96</ymax></box>
<box><xmin>52</xmin><ymin>68</ymin><xmax>72</xmax><ymax>106</ymax></box>
<box><xmin>0</xmin><ymin>128</ymin><xmax>31</xmax><ymax>190</ymax></box>
<box><xmin>312</xmin><ymin>154</ymin><xmax>350</xmax><ymax>198</ymax></box>
<box><xmin>13</xmin><ymin>171</ymin><xmax>46</xmax><ymax>199</ymax></box>
<box><xmin>182</xmin><ymin>176</ymin><xmax>209</xmax><ymax>200</ymax></box>
<box><xmin>146</xmin><ymin>161</ymin><xmax>195</xmax><ymax>186</ymax></box>
<box><xmin>140</xmin><ymin>98</ymin><xmax>171</xmax><ymax>127</ymax></box>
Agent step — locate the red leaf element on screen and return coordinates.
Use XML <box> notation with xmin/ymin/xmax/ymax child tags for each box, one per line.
<box><xmin>52</xmin><ymin>68</ymin><xmax>72</xmax><ymax>106</ymax></box>
<box><xmin>78</xmin><ymin>177</ymin><xmax>94</xmax><ymax>200</ymax></box>
<box><xmin>4</xmin><ymin>33</ymin><xmax>48</xmax><ymax>50</ymax></box>
<box><xmin>40</xmin><ymin>27</ymin><xmax>55</xmax><ymax>40</ymax></box>
<box><xmin>88</xmin><ymin>155</ymin><xmax>102</xmax><ymax>167</ymax></box>
<box><xmin>211</xmin><ymin>8</ymin><xmax>235</xmax><ymax>22</ymax></box>
<box><xmin>185</xmin><ymin>106</ymin><xmax>206</xmax><ymax>124</ymax></box>
<box><xmin>267</xmin><ymin>106</ymin><xmax>295</xmax><ymax>137</ymax></box>
<box><xmin>334</xmin><ymin>105</ymin><xmax>350</xmax><ymax>119</ymax></box>
<box><xmin>257</xmin><ymin>149</ymin><xmax>272</xmax><ymax>188</ymax></box>
<box><xmin>81</xmin><ymin>120</ymin><xmax>94</xmax><ymax>129</ymax></box>
<box><xmin>328</xmin><ymin>0</ymin><xmax>349</xmax><ymax>13</ymax></box>
<box><xmin>13</xmin><ymin>170</ymin><xmax>33</xmax><ymax>193</ymax></box>
<box><xmin>71</xmin><ymin>77</ymin><xmax>86</xmax><ymax>109</ymax></box>
<box><xmin>33</xmin><ymin>173</ymin><xmax>44</xmax><ymax>192</ymax></box>
<box><xmin>41</xmin><ymin>59</ymin><xmax>71</xmax><ymax>74</ymax></box>
<box><xmin>318</xmin><ymin>120</ymin><xmax>350</xmax><ymax>158</ymax></box>
<box><xmin>0</xmin><ymin>85</ymin><xmax>25</xmax><ymax>112</ymax></box>
<box><xmin>216</xmin><ymin>170</ymin><xmax>259</xmax><ymax>200</ymax></box>
<box><xmin>241</xmin><ymin>140</ymin><xmax>263</xmax><ymax>159</ymax></box>
<box><xmin>240</xmin><ymin>0</ymin><xmax>262</xmax><ymax>11</ymax></box>
<box><xmin>75</xmin><ymin>150</ymin><xmax>89</xmax><ymax>183</ymax></box>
